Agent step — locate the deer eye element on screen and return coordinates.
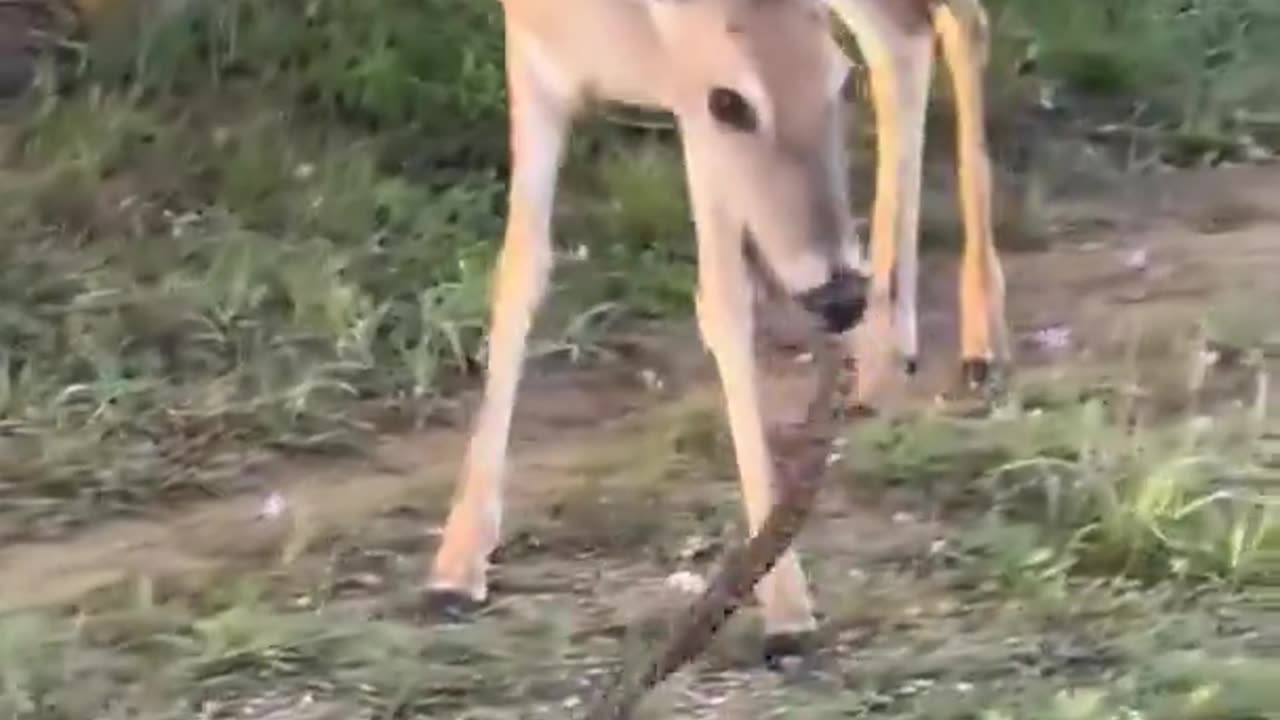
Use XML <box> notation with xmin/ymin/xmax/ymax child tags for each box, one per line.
<box><xmin>707</xmin><ymin>87</ymin><xmax>758</xmax><ymax>132</ymax></box>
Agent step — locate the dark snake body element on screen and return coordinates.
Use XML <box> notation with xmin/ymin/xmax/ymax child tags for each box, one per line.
<box><xmin>586</xmin><ymin>338</ymin><xmax>845</xmax><ymax>720</ymax></box>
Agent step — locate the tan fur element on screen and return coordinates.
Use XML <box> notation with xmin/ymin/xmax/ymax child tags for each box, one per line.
<box><xmin>879</xmin><ymin>0</ymin><xmax>934</xmax><ymax>30</ymax></box>
<box><xmin>430</xmin><ymin>0</ymin><xmax>859</xmax><ymax>639</ymax></box>
<box><xmin>428</xmin><ymin>0</ymin><xmax>1008</xmax><ymax>640</ymax></box>
<box><xmin>933</xmin><ymin>0</ymin><xmax>1010</xmax><ymax>365</ymax></box>
<box><xmin>828</xmin><ymin>0</ymin><xmax>1008</xmax><ymax>404</ymax></box>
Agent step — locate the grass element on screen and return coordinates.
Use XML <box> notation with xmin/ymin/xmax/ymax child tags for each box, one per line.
<box><xmin>2</xmin><ymin>574</ymin><xmax>1271</xmax><ymax>719</ymax></box>
<box><xmin>0</xmin><ymin>0</ymin><xmax>1279</xmax><ymax>717</ymax></box>
<box><xmin>0</xmin><ymin>368</ymin><xmax>1274</xmax><ymax>718</ymax></box>
<box><xmin>980</xmin><ymin>0</ymin><xmax>1280</xmax><ymax>138</ymax></box>
<box><xmin>0</xmin><ymin>93</ymin><xmax>505</xmax><ymax>539</ymax></box>
<box><xmin>3</xmin><ymin>0</ymin><xmax>1279</xmax><ymax>535</ymax></box>
<box><xmin>842</xmin><ymin>349</ymin><xmax>1279</xmax><ymax>584</ymax></box>
<box><xmin>0</xmin><ymin>2</ymin><xmax>698</xmax><ymax>539</ymax></box>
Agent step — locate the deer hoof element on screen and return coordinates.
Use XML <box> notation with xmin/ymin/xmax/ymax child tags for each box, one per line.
<box><xmin>421</xmin><ymin>588</ymin><xmax>486</xmax><ymax>622</ymax></box>
<box><xmin>845</xmin><ymin>402</ymin><xmax>879</xmax><ymax>419</ymax></box>
<box><xmin>960</xmin><ymin>358</ymin><xmax>991</xmax><ymax>390</ymax></box>
<box><xmin>903</xmin><ymin>356</ymin><xmax>919</xmax><ymax>377</ymax></box>
<box><xmin>762</xmin><ymin>631</ymin><xmax>817</xmax><ymax>669</ymax></box>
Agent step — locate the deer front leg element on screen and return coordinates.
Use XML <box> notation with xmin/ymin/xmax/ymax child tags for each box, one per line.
<box><xmin>675</xmin><ymin>126</ymin><xmax>818</xmax><ymax>658</ymax></box>
<box><xmin>698</xmin><ymin>260</ymin><xmax>820</xmax><ymax>655</ymax></box>
<box><xmin>426</xmin><ymin>41</ymin><xmax>570</xmax><ymax>611</ymax></box>
<box><xmin>830</xmin><ymin>1</ymin><xmax>934</xmax><ymax>410</ymax></box>
<box><xmin>934</xmin><ymin>0</ymin><xmax>1011</xmax><ymax>388</ymax></box>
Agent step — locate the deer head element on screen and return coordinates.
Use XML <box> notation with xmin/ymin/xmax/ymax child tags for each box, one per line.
<box><xmin>649</xmin><ymin>0</ymin><xmax>866</xmax><ymax>332</ymax></box>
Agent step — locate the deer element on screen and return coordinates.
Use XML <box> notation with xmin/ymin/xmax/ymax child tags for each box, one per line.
<box><xmin>829</xmin><ymin>0</ymin><xmax>1010</xmax><ymax>409</ymax></box>
<box><xmin>425</xmin><ymin>0</ymin><xmax>1008</xmax><ymax>662</ymax></box>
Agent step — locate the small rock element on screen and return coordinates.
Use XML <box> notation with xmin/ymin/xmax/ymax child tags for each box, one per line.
<box><xmin>640</xmin><ymin>368</ymin><xmax>665</xmax><ymax>391</ymax></box>
<box><xmin>665</xmin><ymin>570</ymin><xmax>708</xmax><ymax>596</ymax></box>
<box><xmin>1124</xmin><ymin>247</ymin><xmax>1150</xmax><ymax>271</ymax></box>
<box><xmin>259</xmin><ymin>491</ymin><xmax>287</xmax><ymax>519</ymax></box>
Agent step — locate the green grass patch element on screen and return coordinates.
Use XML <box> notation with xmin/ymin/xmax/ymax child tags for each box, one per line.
<box><xmin>0</xmin><ymin>1</ymin><xmax>701</xmax><ymax>538</ymax></box>
<box><xmin>0</xmin><ymin>523</ymin><xmax>1269</xmax><ymax>719</ymax></box>
<box><xmin>984</xmin><ymin>0</ymin><xmax>1280</xmax><ymax>135</ymax></box>
<box><xmin>843</xmin><ymin>381</ymin><xmax>1277</xmax><ymax>589</ymax></box>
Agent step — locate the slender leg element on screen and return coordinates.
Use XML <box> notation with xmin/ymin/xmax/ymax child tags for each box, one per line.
<box><xmin>426</xmin><ymin>39</ymin><xmax>571</xmax><ymax>605</ymax></box>
<box><xmin>830</xmin><ymin>0</ymin><xmax>934</xmax><ymax>409</ymax></box>
<box><xmin>679</xmin><ymin>131</ymin><xmax>818</xmax><ymax>649</ymax></box>
<box><xmin>933</xmin><ymin>0</ymin><xmax>1010</xmax><ymax>386</ymax></box>
<box><xmin>824</xmin><ymin>39</ymin><xmax>866</xmax><ymax>275</ymax></box>
<box><xmin>883</xmin><ymin>31</ymin><xmax>933</xmax><ymax>384</ymax></box>
<box><xmin>824</xmin><ymin>63</ymin><xmax>875</xmax><ymax>412</ymax></box>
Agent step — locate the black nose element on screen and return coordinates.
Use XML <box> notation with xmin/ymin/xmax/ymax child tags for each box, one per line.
<box><xmin>796</xmin><ymin>269</ymin><xmax>868</xmax><ymax>334</ymax></box>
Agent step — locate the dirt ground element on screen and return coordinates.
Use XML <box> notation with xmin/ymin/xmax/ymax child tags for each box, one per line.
<box><xmin>2</xmin><ymin>161</ymin><xmax>1278</xmax><ymax>717</ymax></box>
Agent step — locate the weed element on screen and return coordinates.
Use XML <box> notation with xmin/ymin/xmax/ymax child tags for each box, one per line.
<box><xmin>0</xmin><ymin>3</ymin><xmax>700</xmax><ymax>537</ymax></box>
<box><xmin>986</xmin><ymin>0</ymin><xmax>1280</xmax><ymax>133</ymax></box>
<box><xmin>843</xmin><ymin>379</ymin><xmax>1277</xmax><ymax>588</ymax></box>
<box><xmin>0</xmin><ymin>91</ymin><xmax>511</xmax><ymax>537</ymax></box>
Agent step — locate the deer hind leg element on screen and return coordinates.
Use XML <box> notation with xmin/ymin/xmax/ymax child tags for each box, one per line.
<box><xmin>679</xmin><ymin>134</ymin><xmax>818</xmax><ymax>657</ymax></box>
<box><xmin>426</xmin><ymin>37</ymin><xmax>570</xmax><ymax>610</ymax></box>
<box><xmin>831</xmin><ymin>0</ymin><xmax>934</xmax><ymax>410</ymax></box>
<box><xmin>933</xmin><ymin>0</ymin><xmax>1010</xmax><ymax>388</ymax></box>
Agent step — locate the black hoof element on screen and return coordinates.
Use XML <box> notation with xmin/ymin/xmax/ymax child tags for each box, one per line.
<box><xmin>903</xmin><ymin>356</ymin><xmax>919</xmax><ymax>377</ymax></box>
<box><xmin>421</xmin><ymin>588</ymin><xmax>486</xmax><ymax>622</ymax></box>
<box><xmin>961</xmin><ymin>358</ymin><xmax>991</xmax><ymax>390</ymax></box>
<box><xmin>846</xmin><ymin>402</ymin><xmax>879</xmax><ymax>419</ymax></box>
<box><xmin>762</xmin><ymin>631</ymin><xmax>816</xmax><ymax>670</ymax></box>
